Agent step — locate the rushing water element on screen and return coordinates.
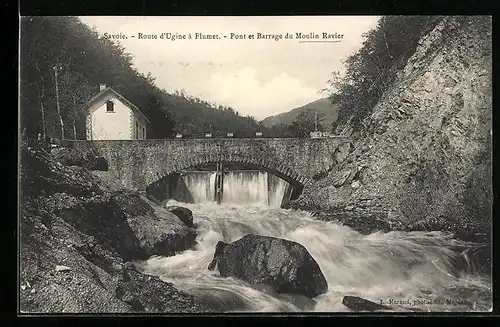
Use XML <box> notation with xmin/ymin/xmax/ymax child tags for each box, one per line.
<box><xmin>180</xmin><ymin>172</ymin><xmax>216</xmax><ymax>203</ymax></box>
<box><xmin>138</xmin><ymin>171</ymin><xmax>492</xmax><ymax>312</ymax></box>
<box><xmin>179</xmin><ymin>171</ymin><xmax>289</xmax><ymax>207</ymax></box>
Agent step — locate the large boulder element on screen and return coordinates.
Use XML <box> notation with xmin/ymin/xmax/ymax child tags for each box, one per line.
<box><xmin>455</xmin><ymin>243</ymin><xmax>491</xmax><ymax>276</ymax></box>
<box><xmin>115</xmin><ymin>265</ymin><xmax>211</xmax><ymax>313</ymax></box>
<box><xmin>166</xmin><ymin>206</ymin><xmax>194</xmax><ymax>227</ymax></box>
<box><xmin>52</xmin><ymin>147</ymin><xmax>108</xmax><ymax>171</ymax></box>
<box><xmin>208</xmin><ymin>234</ymin><xmax>328</xmax><ymax>298</ymax></box>
<box><xmin>114</xmin><ymin>192</ymin><xmax>197</xmax><ymax>257</ymax></box>
<box><xmin>342</xmin><ymin>296</ymin><xmax>391</xmax><ymax>312</ymax></box>
<box><xmin>331</xmin><ymin>170</ymin><xmax>352</xmax><ymax>187</ymax></box>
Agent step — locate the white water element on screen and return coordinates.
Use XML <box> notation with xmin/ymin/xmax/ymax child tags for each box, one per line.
<box><xmin>181</xmin><ymin>172</ymin><xmax>216</xmax><ymax>203</ymax></box>
<box><xmin>223</xmin><ymin>172</ymin><xmax>269</xmax><ymax>205</ymax></box>
<box><xmin>138</xmin><ymin>171</ymin><xmax>491</xmax><ymax>312</ymax></box>
<box><xmin>180</xmin><ymin>171</ymin><xmax>289</xmax><ymax>207</ymax></box>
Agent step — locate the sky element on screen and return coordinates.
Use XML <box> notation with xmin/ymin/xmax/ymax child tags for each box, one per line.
<box><xmin>79</xmin><ymin>16</ymin><xmax>380</xmax><ymax>120</ymax></box>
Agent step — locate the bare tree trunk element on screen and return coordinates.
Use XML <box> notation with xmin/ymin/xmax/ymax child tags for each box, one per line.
<box><xmin>33</xmin><ymin>61</ymin><xmax>47</xmax><ymax>140</ymax></box>
<box><xmin>87</xmin><ymin>114</ymin><xmax>93</xmax><ymax>141</ymax></box>
<box><xmin>35</xmin><ymin>84</ymin><xmax>47</xmax><ymax>140</ymax></box>
<box><xmin>40</xmin><ymin>98</ymin><xmax>47</xmax><ymax>140</ymax></box>
<box><xmin>72</xmin><ymin>96</ymin><xmax>77</xmax><ymax>140</ymax></box>
<box><xmin>53</xmin><ymin>65</ymin><xmax>64</xmax><ymax>140</ymax></box>
<box><xmin>382</xmin><ymin>29</ymin><xmax>394</xmax><ymax>60</ymax></box>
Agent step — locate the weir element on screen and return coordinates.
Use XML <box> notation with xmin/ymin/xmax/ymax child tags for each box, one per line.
<box><xmin>150</xmin><ymin>168</ymin><xmax>292</xmax><ymax>208</ymax></box>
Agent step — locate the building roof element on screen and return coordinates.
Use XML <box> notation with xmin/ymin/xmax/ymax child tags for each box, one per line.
<box><xmin>81</xmin><ymin>87</ymin><xmax>152</xmax><ymax>125</ymax></box>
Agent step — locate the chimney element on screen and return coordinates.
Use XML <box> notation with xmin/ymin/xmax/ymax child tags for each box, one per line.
<box><xmin>99</xmin><ymin>84</ymin><xmax>107</xmax><ymax>92</ymax></box>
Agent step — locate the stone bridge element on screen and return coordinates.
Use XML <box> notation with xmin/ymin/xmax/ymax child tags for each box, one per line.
<box><xmin>64</xmin><ymin>137</ymin><xmax>349</xmax><ymax>193</ymax></box>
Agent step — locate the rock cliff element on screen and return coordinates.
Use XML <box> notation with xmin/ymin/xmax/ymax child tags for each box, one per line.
<box><xmin>20</xmin><ymin>142</ymin><xmax>211</xmax><ymax>313</ymax></box>
<box><xmin>292</xmin><ymin>16</ymin><xmax>492</xmax><ymax>242</ymax></box>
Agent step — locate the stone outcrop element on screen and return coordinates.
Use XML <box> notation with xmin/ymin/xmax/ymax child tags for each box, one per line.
<box><xmin>313</xmin><ymin>211</ymin><xmax>392</xmax><ymax>236</ymax></box>
<box><xmin>115</xmin><ymin>192</ymin><xmax>197</xmax><ymax>257</ymax></box>
<box><xmin>456</xmin><ymin>243</ymin><xmax>491</xmax><ymax>276</ymax></box>
<box><xmin>115</xmin><ymin>265</ymin><xmax>209</xmax><ymax>313</ymax></box>
<box><xmin>20</xmin><ymin>143</ymin><xmax>210</xmax><ymax>313</ymax></box>
<box><xmin>342</xmin><ymin>296</ymin><xmax>391</xmax><ymax>312</ymax></box>
<box><xmin>166</xmin><ymin>206</ymin><xmax>194</xmax><ymax>227</ymax></box>
<box><xmin>52</xmin><ymin>147</ymin><xmax>108</xmax><ymax>171</ymax></box>
<box><xmin>208</xmin><ymin>234</ymin><xmax>328</xmax><ymax>298</ymax></box>
<box><xmin>293</xmin><ymin>16</ymin><xmax>492</xmax><ymax>243</ymax></box>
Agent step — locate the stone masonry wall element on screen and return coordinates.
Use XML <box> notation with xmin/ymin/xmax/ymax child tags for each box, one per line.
<box><xmin>64</xmin><ymin>138</ymin><xmax>349</xmax><ymax>191</ymax></box>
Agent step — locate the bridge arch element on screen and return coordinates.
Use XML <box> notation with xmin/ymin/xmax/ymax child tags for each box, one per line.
<box><xmin>146</xmin><ymin>153</ymin><xmax>312</xmax><ymax>189</ymax></box>
<box><xmin>62</xmin><ymin>138</ymin><xmax>347</xmax><ymax>196</ymax></box>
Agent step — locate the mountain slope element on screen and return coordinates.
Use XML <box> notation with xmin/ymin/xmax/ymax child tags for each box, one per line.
<box><xmin>292</xmin><ymin>16</ymin><xmax>492</xmax><ymax>242</ymax></box>
<box><xmin>20</xmin><ymin>16</ymin><xmax>262</xmax><ymax>141</ymax></box>
<box><xmin>161</xmin><ymin>94</ymin><xmax>261</xmax><ymax>137</ymax></box>
<box><xmin>261</xmin><ymin>98</ymin><xmax>339</xmax><ymax>129</ymax></box>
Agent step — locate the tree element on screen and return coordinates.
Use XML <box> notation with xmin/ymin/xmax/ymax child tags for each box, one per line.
<box><xmin>20</xmin><ymin>16</ymin><xmax>263</xmax><ymax>141</ymax></box>
<box><xmin>29</xmin><ymin>54</ymin><xmax>47</xmax><ymax>139</ymax></box>
<box><xmin>58</xmin><ymin>67</ymin><xmax>95</xmax><ymax>139</ymax></box>
<box><xmin>20</xmin><ymin>16</ymin><xmax>54</xmax><ymax>138</ymax></box>
<box><xmin>21</xmin><ymin>16</ymin><xmax>179</xmax><ymax>140</ymax></box>
<box><xmin>53</xmin><ymin>65</ymin><xmax>65</xmax><ymax>139</ymax></box>
<box><xmin>288</xmin><ymin>110</ymin><xmax>326</xmax><ymax>137</ymax></box>
<box><xmin>145</xmin><ymin>72</ymin><xmax>156</xmax><ymax>86</ymax></box>
<box><xmin>326</xmin><ymin>16</ymin><xmax>441</xmax><ymax>133</ymax></box>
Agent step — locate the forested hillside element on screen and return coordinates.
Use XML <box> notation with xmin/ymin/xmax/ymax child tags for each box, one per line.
<box><xmin>164</xmin><ymin>92</ymin><xmax>263</xmax><ymax>137</ymax></box>
<box><xmin>261</xmin><ymin>98</ymin><xmax>339</xmax><ymax>130</ymax></box>
<box><xmin>20</xmin><ymin>16</ymin><xmax>262</xmax><ymax>140</ymax></box>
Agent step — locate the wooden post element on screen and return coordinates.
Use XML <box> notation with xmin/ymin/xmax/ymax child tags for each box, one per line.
<box><xmin>215</xmin><ymin>162</ymin><xmax>224</xmax><ymax>204</ymax></box>
<box><xmin>220</xmin><ymin>163</ymin><xmax>224</xmax><ymax>204</ymax></box>
<box><xmin>214</xmin><ymin>170</ymin><xmax>219</xmax><ymax>203</ymax></box>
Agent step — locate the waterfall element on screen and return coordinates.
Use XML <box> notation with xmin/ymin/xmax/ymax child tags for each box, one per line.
<box><xmin>181</xmin><ymin>172</ymin><xmax>216</xmax><ymax>203</ymax></box>
<box><xmin>179</xmin><ymin>170</ymin><xmax>289</xmax><ymax>208</ymax></box>
<box><xmin>223</xmin><ymin>171</ymin><xmax>268</xmax><ymax>205</ymax></box>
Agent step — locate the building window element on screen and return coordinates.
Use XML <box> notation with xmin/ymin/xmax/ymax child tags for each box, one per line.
<box><xmin>106</xmin><ymin>101</ymin><xmax>114</xmax><ymax>112</ymax></box>
<box><xmin>135</xmin><ymin>121</ymin><xmax>139</xmax><ymax>139</ymax></box>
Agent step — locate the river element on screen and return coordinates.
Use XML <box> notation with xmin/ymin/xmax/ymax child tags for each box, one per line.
<box><xmin>136</xmin><ymin>171</ymin><xmax>491</xmax><ymax>312</ymax></box>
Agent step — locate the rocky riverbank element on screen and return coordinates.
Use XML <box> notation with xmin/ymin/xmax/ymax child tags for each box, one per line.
<box><xmin>20</xmin><ymin>139</ymin><xmax>491</xmax><ymax>313</ymax></box>
<box><xmin>291</xmin><ymin>17</ymin><xmax>492</xmax><ymax>246</ymax></box>
<box><xmin>20</xmin><ymin>141</ymin><xmax>212</xmax><ymax>313</ymax></box>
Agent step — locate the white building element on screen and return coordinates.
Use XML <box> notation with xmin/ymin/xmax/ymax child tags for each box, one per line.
<box><xmin>83</xmin><ymin>84</ymin><xmax>151</xmax><ymax>140</ymax></box>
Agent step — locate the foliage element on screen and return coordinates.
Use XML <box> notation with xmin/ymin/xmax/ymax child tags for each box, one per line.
<box><xmin>289</xmin><ymin>110</ymin><xmax>325</xmax><ymax>137</ymax></box>
<box><xmin>263</xmin><ymin>109</ymin><xmax>325</xmax><ymax>138</ymax></box>
<box><xmin>20</xmin><ymin>16</ymin><xmax>176</xmax><ymax>139</ymax></box>
<box><xmin>20</xmin><ymin>16</ymin><xmax>265</xmax><ymax>140</ymax></box>
<box><xmin>165</xmin><ymin>93</ymin><xmax>263</xmax><ymax>137</ymax></box>
<box><xmin>327</xmin><ymin>16</ymin><xmax>442</xmax><ymax>133</ymax></box>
